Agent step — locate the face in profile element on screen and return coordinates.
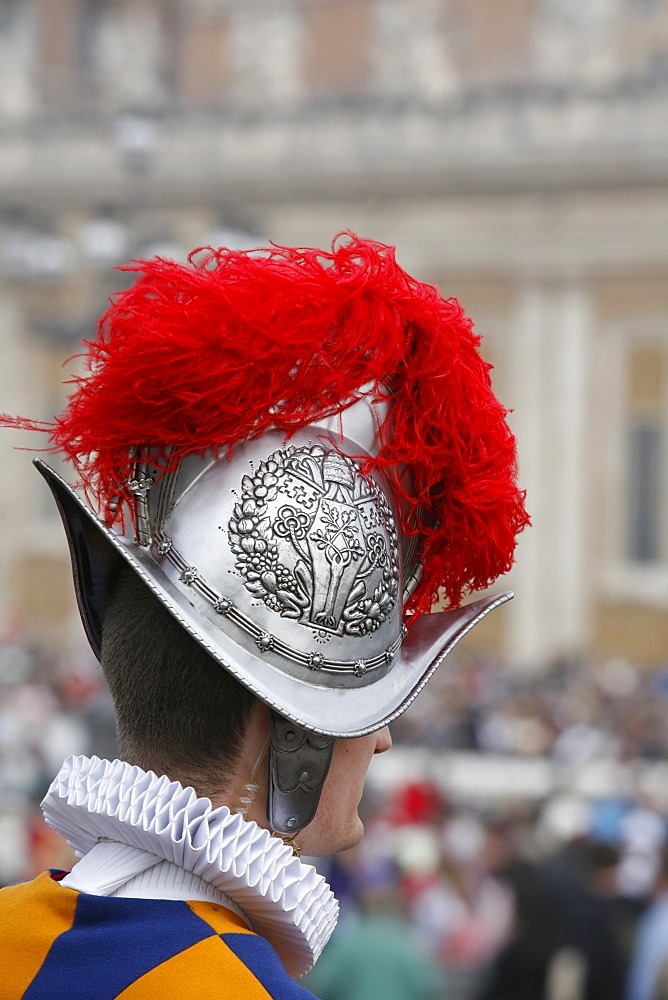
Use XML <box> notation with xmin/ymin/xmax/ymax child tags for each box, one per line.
<box><xmin>298</xmin><ymin>727</ymin><xmax>392</xmax><ymax>857</ymax></box>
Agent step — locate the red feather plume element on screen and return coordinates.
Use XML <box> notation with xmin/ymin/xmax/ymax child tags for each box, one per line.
<box><xmin>2</xmin><ymin>233</ymin><xmax>529</xmax><ymax>615</ymax></box>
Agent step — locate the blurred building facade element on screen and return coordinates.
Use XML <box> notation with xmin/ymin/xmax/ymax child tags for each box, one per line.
<box><xmin>0</xmin><ymin>0</ymin><xmax>667</xmax><ymax>669</ymax></box>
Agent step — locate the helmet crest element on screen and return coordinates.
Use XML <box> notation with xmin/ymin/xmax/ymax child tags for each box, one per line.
<box><xmin>14</xmin><ymin>232</ymin><xmax>529</xmax><ymax>616</ymax></box>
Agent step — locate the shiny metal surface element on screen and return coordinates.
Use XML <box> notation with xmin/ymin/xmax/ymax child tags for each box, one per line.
<box><xmin>149</xmin><ymin>434</ymin><xmax>402</xmax><ymax>684</ymax></box>
<box><xmin>35</xmin><ymin>389</ymin><xmax>514</xmax><ymax>738</ymax></box>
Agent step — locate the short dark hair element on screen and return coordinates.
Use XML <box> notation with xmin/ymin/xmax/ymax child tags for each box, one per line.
<box><xmin>100</xmin><ymin>563</ymin><xmax>256</xmax><ymax>798</ymax></box>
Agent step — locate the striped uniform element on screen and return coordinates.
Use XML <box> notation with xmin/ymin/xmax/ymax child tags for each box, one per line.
<box><xmin>0</xmin><ymin>871</ymin><xmax>318</xmax><ymax>999</ymax></box>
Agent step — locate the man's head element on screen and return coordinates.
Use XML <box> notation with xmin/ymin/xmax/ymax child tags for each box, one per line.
<box><xmin>101</xmin><ymin>562</ymin><xmax>256</xmax><ymax>799</ymax></box>
<box><xmin>101</xmin><ymin>560</ymin><xmax>391</xmax><ymax>855</ymax></box>
<box><xmin>25</xmin><ymin>233</ymin><xmax>528</xmax><ymax>846</ymax></box>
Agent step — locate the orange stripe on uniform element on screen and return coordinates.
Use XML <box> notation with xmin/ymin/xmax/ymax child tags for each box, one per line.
<box><xmin>0</xmin><ymin>872</ymin><xmax>79</xmax><ymax>997</ymax></box>
<box><xmin>116</xmin><ymin>933</ymin><xmax>274</xmax><ymax>1000</ymax></box>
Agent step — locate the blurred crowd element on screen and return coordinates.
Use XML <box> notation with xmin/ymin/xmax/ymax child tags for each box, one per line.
<box><xmin>0</xmin><ymin>613</ymin><xmax>116</xmax><ymax>885</ymax></box>
<box><xmin>2</xmin><ymin>615</ymin><xmax>668</xmax><ymax>999</ymax></box>
<box><xmin>391</xmin><ymin>649</ymin><xmax>668</xmax><ymax>764</ymax></box>
<box><xmin>307</xmin><ymin>652</ymin><xmax>668</xmax><ymax>1000</ymax></box>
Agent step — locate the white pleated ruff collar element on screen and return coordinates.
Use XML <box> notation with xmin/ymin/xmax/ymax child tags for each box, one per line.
<box><xmin>41</xmin><ymin>755</ymin><xmax>339</xmax><ymax>978</ymax></box>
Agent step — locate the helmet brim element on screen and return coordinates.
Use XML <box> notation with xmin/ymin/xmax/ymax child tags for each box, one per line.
<box><xmin>37</xmin><ymin>458</ymin><xmax>512</xmax><ymax>738</ymax></box>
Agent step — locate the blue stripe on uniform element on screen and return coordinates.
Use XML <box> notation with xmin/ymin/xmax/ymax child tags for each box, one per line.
<box><xmin>24</xmin><ymin>894</ymin><xmax>214</xmax><ymax>1000</ymax></box>
<box><xmin>221</xmin><ymin>933</ymin><xmax>318</xmax><ymax>999</ymax></box>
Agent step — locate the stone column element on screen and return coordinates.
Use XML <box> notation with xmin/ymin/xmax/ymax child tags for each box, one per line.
<box><xmin>0</xmin><ymin>292</ymin><xmax>39</xmax><ymax>622</ymax></box>
<box><xmin>505</xmin><ymin>278</ymin><xmax>593</xmax><ymax>668</ymax></box>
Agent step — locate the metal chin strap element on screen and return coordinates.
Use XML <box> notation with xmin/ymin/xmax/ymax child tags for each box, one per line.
<box><xmin>268</xmin><ymin>710</ymin><xmax>335</xmax><ymax>837</ymax></box>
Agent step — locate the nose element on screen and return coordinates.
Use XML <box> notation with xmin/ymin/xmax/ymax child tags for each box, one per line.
<box><xmin>374</xmin><ymin>725</ymin><xmax>392</xmax><ymax>755</ymax></box>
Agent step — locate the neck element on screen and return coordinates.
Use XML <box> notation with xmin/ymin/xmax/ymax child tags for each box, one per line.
<box><xmin>41</xmin><ymin>754</ymin><xmax>339</xmax><ymax>979</ymax></box>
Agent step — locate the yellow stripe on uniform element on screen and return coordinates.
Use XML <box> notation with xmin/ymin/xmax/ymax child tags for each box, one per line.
<box><xmin>0</xmin><ymin>873</ymin><xmax>79</xmax><ymax>997</ymax></box>
<box><xmin>116</xmin><ymin>933</ymin><xmax>274</xmax><ymax>999</ymax></box>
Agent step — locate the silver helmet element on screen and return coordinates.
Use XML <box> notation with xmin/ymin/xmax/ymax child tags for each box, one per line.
<box><xmin>30</xmin><ymin>235</ymin><xmax>529</xmax><ymax>835</ymax></box>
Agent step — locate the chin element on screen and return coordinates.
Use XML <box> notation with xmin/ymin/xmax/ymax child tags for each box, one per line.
<box><xmin>327</xmin><ymin>815</ymin><xmax>366</xmax><ymax>856</ymax></box>
<box><xmin>301</xmin><ymin>814</ymin><xmax>365</xmax><ymax>857</ymax></box>
<box><xmin>341</xmin><ymin>821</ymin><xmax>365</xmax><ymax>853</ymax></box>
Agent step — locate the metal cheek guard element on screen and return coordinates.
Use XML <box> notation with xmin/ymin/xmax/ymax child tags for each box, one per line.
<box><xmin>268</xmin><ymin>710</ymin><xmax>335</xmax><ymax>837</ymax></box>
